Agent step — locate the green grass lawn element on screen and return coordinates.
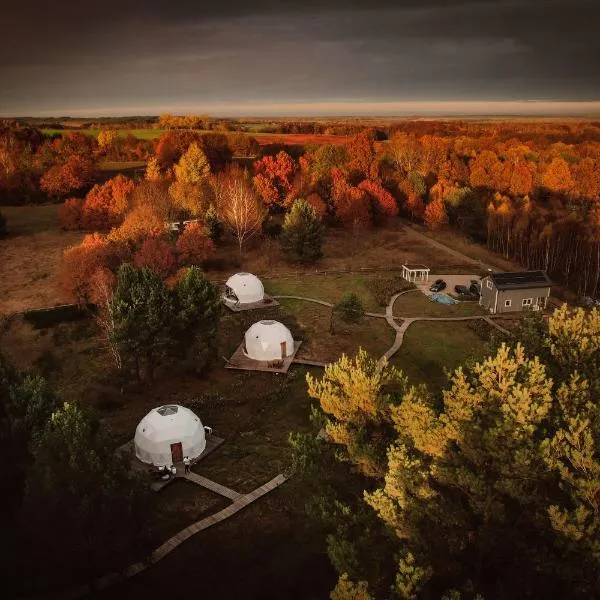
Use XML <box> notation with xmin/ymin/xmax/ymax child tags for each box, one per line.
<box><xmin>1</xmin><ymin>204</ymin><xmax>59</xmax><ymax>235</ymax></box>
<box><xmin>277</xmin><ymin>297</ymin><xmax>394</xmax><ymax>363</ymax></box>
<box><xmin>264</xmin><ymin>273</ymin><xmax>384</xmax><ymax>312</ymax></box>
<box><xmin>390</xmin><ymin>321</ymin><xmax>488</xmax><ymax>392</ymax></box>
<box><xmin>42</xmin><ymin>128</ymin><xmax>169</xmax><ymax>140</ymax></box>
<box><xmin>393</xmin><ymin>290</ymin><xmax>487</xmax><ymax>318</ymax></box>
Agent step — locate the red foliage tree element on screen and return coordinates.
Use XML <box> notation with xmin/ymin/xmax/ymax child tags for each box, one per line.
<box><xmin>424</xmin><ymin>197</ymin><xmax>449</xmax><ymax>230</ymax></box>
<box><xmin>399</xmin><ymin>178</ymin><xmax>425</xmax><ymax>221</ymax></box>
<box><xmin>59</xmin><ymin>233</ymin><xmax>129</xmax><ymax>306</ymax></box>
<box><xmin>331</xmin><ymin>169</ymin><xmax>372</xmax><ymax>228</ymax></box>
<box><xmin>40</xmin><ymin>156</ymin><xmax>94</xmax><ymax>198</ymax></box>
<box><xmin>133</xmin><ymin>237</ymin><xmax>177</xmax><ymax>277</ymax></box>
<box><xmin>305</xmin><ymin>192</ymin><xmax>328</xmax><ymax>219</ymax></box>
<box><xmin>80</xmin><ymin>175</ymin><xmax>135</xmax><ymax>230</ymax></box>
<box><xmin>175</xmin><ymin>222</ymin><xmax>216</xmax><ymax>265</ymax></box>
<box><xmin>358</xmin><ymin>179</ymin><xmax>398</xmax><ymax>224</ymax></box>
<box><xmin>252</xmin><ymin>151</ymin><xmax>296</xmax><ymax>210</ymax></box>
<box><xmin>58</xmin><ymin>198</ymin><xmax>83</xmax><ymax>230</ymax></box>
<box><xmin>345</xmin><ymin>131</ymin><xmax>375</xmax><ymax>180</ymax></box>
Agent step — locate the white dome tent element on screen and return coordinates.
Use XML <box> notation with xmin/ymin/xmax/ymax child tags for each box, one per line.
<box><xmin>225</xmin><ymin>272</ymin><xmax>264</xmax><ymax>305</ymax></box>
<box><xmin>134</xmin><ymin>404</ymin><xmax>206</xmax><ymax>466</ymax></box>
<box><xmin>244</xmin><ymin>320</ymin><xmax>294</xmax><ymax>361</ymax></box>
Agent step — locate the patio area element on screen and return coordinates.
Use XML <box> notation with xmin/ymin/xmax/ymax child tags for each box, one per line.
<box><xmin>118</xmin><ymin>433</ymin><xmax>225</xmax><ymax>492</ymax></box>
<box><xmin>222</xmin><ymin>294</ymin><xmax>280</xmax><ymax>312</ymax></box>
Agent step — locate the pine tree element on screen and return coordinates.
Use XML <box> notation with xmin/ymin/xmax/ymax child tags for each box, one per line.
<box><xmin>306</xmin><ymin>349</ymin><xmax>409</xmax><ymax>478</ymax></box>
<box><xmin>21</xmin><ymin>402</ymin><xmax>149</xmax><ymax>586</ymax></box>
<box><xmin>110</xmin><ymin>264</ymin><xmax>174</xmax><ymax>381</ymax></box>
<box><xmin>279</xmin><ymin>198</ymin><xmax>325</xmax><ymax>263</ymax></box>
<box><xmin>172</xmin><ymin>267</ymin><xmax>220</xmax><ymax>375</ymax></box>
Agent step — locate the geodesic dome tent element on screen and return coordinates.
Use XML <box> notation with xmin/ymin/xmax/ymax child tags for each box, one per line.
<box><xmin>134</xmin><ymin>404</ymin><xmax>206</xmax><ymax>466</ymax></box>
<box><xmin>244</xmin><ymin>320</ymin><xmax>294</xmax><ymax>361</ymax></box>
<box><xmin>225</xmin><ymin>272</ymin><xmax>264</xmax><ymax>304</ymax></box>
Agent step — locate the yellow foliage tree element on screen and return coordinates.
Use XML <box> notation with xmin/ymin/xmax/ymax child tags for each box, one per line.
<box><xmin>307</xmin><ymin>349</ymin><xmax>410</xmax><ymax>478</ymax></box>
<box><xmin>97</xmin><ymin>129</ymin><xmax>119</xmax><ymax>151</ymax></box>
<box><xmin>174</xmin><ymin>142</ymin><xmax>211</xmax><ymax>184</ymax></box>
<box><xmin>145</xmin><ymin>156</ymin><xmax>162</xmax><ymax>182</ymax></box>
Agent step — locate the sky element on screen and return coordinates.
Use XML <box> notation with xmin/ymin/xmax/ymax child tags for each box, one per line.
<box><xmin>1</xmin><ymin>0</ymin><xmax>599</xmax><ymax>117</ymax></box>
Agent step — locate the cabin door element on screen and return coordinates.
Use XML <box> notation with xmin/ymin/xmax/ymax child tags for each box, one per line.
<box><xmin>280</xmin><ymin>341</ymin><xmax>287</xmax><ymax>358</ymax></box>
<box><xmin>170</xmin><ymin>442</ymin><xmax>183</xmax><ymax>463</ymax></box>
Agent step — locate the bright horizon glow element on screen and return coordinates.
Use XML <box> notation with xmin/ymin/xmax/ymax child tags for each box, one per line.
<box><xmin>5</xmin><ymin>100</ymin><xmax>600</xmax><ymax>119</ymax></box>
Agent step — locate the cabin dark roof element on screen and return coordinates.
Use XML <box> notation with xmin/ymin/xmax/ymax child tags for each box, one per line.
<box><xmin>488</xmin><ymin>271</ymin><xmax>552</xmax><ymax>291</ymax></box>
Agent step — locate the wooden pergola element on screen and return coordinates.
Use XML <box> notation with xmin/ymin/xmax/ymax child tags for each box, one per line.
<box><xmin>401</xmin><ymin>264</ymin><xmax>430</xmax><ymax>283</ymax></box>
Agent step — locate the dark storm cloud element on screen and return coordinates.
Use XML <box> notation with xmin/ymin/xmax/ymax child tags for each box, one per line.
<box><xmin>0</xmin><ymin>0</ymin><xmax>599</xmax><ymax>115</ymax></box>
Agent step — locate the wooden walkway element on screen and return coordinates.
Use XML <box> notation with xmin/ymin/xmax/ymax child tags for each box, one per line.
<box><xmin>182</xmin><ymin>471</ymin><xmax>242</xmax><ymax>500</ymax></box>
<box><xmin>44</xmin><ymin>474</ymin><xmax>288</xmax><ymax>599</ymax></box>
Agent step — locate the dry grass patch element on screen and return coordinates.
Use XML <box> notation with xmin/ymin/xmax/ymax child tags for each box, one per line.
<box><xmin>0</xmin><ymin>205</ymin><xmax>82</xmax><ymax>313</ymax></box>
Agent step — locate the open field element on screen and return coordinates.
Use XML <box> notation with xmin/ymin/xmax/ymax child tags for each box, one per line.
<box><xmin>0</xmin><ymin>205</ymin><xmax>82</xmax><ymax>314</ymax></box>
<box><xmin>264</xmin><ymin>273</ymin><xmax>384</xmax><ymax>310</ymax></box>
<box><xmin>277</xmin><ymin>298</ymin><xmax>393</xmax><ymax>362</ymax></box>
<box><xmin>41</xmin><ymin>128</ymin><xmax>168</xmax><ymax>140</ymax></box>
<box><xmin>99</xmin><ymin>160</ymin><xmax>147</xmax><ymax>171</ymax></box>
<box><xmin>0</xmin><ymin>208</ymin><xmax>478</xmax><ymax>314</ymax></box>
<box><xmin>40</xmin><ymin>127</ymin><xmax>351</xmax><ymax>146</ymax></box>
<box><xmin>390</xmin><ymin>321</ymin><xmax>489</xmax><ymax>392</ymax></box>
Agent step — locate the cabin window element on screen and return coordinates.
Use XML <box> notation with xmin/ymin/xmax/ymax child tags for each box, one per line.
<box><xmin>522</xmin><ymin>298</ymin><xmax>533</xmax><ymax>307</ymax></box>
<box><xmin>505</xmin><ymin>299</ymin><xmax>512</xmax><ymax>307</ymax></box>
<box><xmin>486</xmin><ymin>280</ymin><xmax>493</xmax><ymax>290</ymax></box>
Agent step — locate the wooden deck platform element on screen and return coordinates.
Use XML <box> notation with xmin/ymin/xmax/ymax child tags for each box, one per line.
<box><xmin>225</xmin><ymin>340</ymin><xmax>302</xmax><ymax>374</ymax></box>
<box><xmin>222</xmin><ymin>294</ymin><xmax>280</xmax><ymax>312</ymax></box>
<box><xmin>117</xmin><ymin>434</ymin><xmax>224</xmax><ymax>492</ymax></box>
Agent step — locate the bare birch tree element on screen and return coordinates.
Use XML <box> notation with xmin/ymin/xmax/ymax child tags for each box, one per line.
<box><xmin>90</xmin><ymin>268</ymin><xmax>122</xmax><ymax>370</ymax></box>
<box><xmin>213</xmin><ymin>167</ymin><xmax>265</xmax><ymax>256</ymax></box>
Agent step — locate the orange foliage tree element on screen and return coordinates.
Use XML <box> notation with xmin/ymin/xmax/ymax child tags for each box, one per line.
<box><xmin>424</xmin><ymin>197</ymin><xmax>449</xmax><ymax>230</ymax></box>
<box><xmin>58</xmin><ymin>198</ymin><xmax>84</xmax><ymax>230</ymax></box>
<box><xmin>80</xmin><ymin>175</ymin><xmax>135</xmax><ymax>230</ymax></box>
<box><xmin>399</xmin><ymin>178</ymin><xmax>425</xmax><ymax>221</ymax></box>
<box><xmin>59</xmin><ymin>234</ymin><xmax>129</xmax><ymax>306</ymax></box>
<box><xmin>176</xmin><ymin>222</ymin><xmax>216</xmax><ymax>266</ymax></box>
<box><xmin>40</xmin><ymin>156</ymin><xmax>94</xmax><ymax>198</ymax></box>
<box><xmin>358</xmin><ymin>179</ymin><xmax>398</xmax><ymax>224</ymax></box>
<box><xmin>469</xmin><ymin>150</ymin><xmax>502</xmax><ymax>189</ymax></box>
<box><xmin>542</xmin><ymin>158</ymin><xmax>574</xmax><ymax>194</ymax></box>
<box><xmin>345</xmin><ymin>131</ymin><xmax>375</xmax><ymax>180</ymax></box>
<box><xmin>305</xmin><ymin>192</ymin><xmax>328</xmax><ymax>219</ymax></box>
<box><xmin>252</xmin><ymin>151</ymin><xmax>296</xmax><ymax>211</ymax></box>
<box><xmin>133</xmin><ymin>237</ymin><xmax>177</xmax><ymax>278</ymax></box>
<box><xmin>331</xmin><ymin>169</ymin><xmax>372</xmax><ymax>229</ymax></box>
<box><xmin>109</xmin><ymin>204</ymin><xmax>166</xmax><ymax>245</ymax></box>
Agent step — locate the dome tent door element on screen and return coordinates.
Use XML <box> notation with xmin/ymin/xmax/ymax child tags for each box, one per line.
<box><xmin>280</xmin><ymin>341</ymin><xmax>287</xmax><ymax>358</ymax></box>
<box><xmin>170</xmin><ymin>442</ymin><xmax>183</xmax><ymax>463</ymax></box>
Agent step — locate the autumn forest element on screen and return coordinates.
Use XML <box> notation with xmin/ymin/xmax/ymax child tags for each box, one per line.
<box><xmin>2</xmin><ymin>118</ymin><xmax>600</xmax><ymax>301</ymax></box>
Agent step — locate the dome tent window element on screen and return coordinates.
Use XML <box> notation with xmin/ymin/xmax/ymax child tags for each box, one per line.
<box><xmin>244</xmin><ymin>320</ymin><xmax>294</xmax><ymax>361</ymax></box>
<box><xmin>134</xmin><ymin>404</ymin><xmax>207</xmax><ymax>466</ymax></box>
